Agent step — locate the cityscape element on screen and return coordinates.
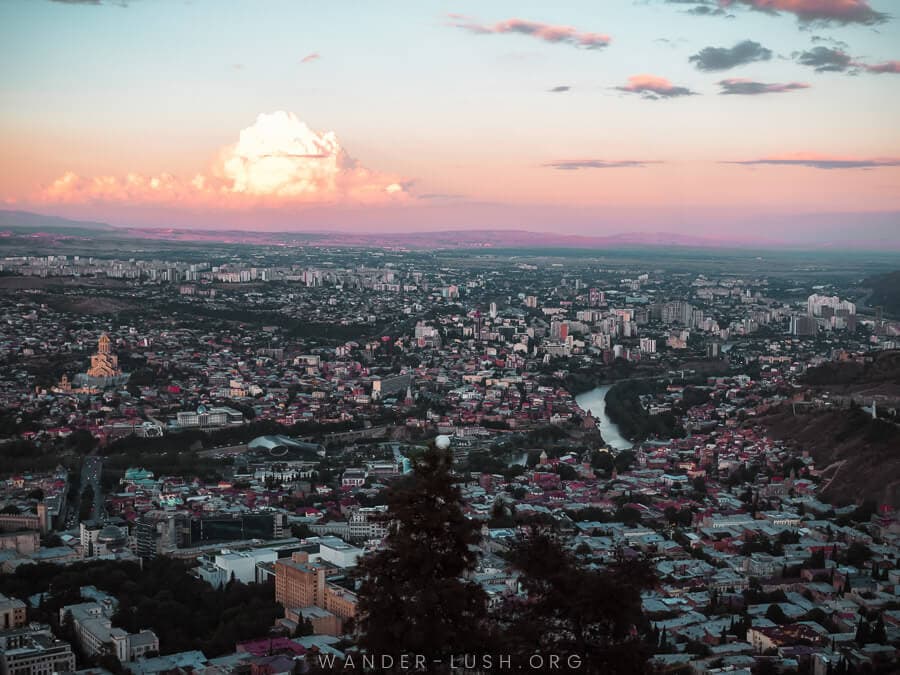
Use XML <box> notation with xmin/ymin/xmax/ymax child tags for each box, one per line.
<box><xmin>2</xmin><ymin>1</ymin><xmax>900</xmax><ymax>674</ymax></box>
<box><xmin>1</xmin><ymin>237</ymin><xmax>899</xmax><ymax>674</ymax></box>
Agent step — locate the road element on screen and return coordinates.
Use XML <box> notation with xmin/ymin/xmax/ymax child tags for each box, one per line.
<box><xmin>66</xmin><ymin>455</ymin><xmax>104</xmax><ymax>528</ymax></box>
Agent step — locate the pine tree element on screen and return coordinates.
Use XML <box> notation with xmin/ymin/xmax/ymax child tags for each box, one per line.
<box><xmin>854</xmin><ymin>619</ymin><xmax>870</xmax><ymax>646</ymax></box>
<box><xmin>498</xmin><ymin>528</ymin><xmax>656</xmax><ymax>673</ymax></box>
<box><xmin>872</xmin><ymin>614</ymin><xmax>887</xmax><ymax>644</ymax></box>
<box><xmin>354</xmin><ymin>446</ymin><xmax>489</xmax><ymax>669</ymax></box>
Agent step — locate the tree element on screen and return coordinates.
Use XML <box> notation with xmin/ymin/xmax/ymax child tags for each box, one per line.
<box><xmin>488</xmin><ymin>500</ymin><xmax>515</xmax><ymax>529</ymax></box>
<box><xmin>66</xmin><ymin>429</ymin><xmax>97</xmax><ymax>455</ymax></box>
<box><xmin>294</xmin><ymin>617</ymin><xmax>315</xmax><ymax>637</ymax></box>
<box><xmin>692</xmin><ymin>476</ymin><xmax>707</xmax><ymax>495</ymax></box>
<box><xmin>871</xmin><ymin>614</ymin><xmax>887</xmax><ymax>644</ymax></box>
<box><xmin>615</xmin><ymin>506</ymin><xmax>642</xmax><ymax>527</ymax></box>
<box><xmin>354</xmin><ymin>447</ymin><xmax>490</xmax><ymax>668</ymax></box>
<box><xmin>765</xmin><ymin>604</ymin><xmax>787</xmax><ymax>625</ymax></box>
<box><xmin>290</xmin><ymin>523</ymin><xmax>313</xmax><ymax>539</ymax></box>
<box><xmin>845</xmin><ymin>542</ymin><xmax>872</xmax><ymax>567</ymax></box>
<box><xmin>95</xmin><ymin>642</ymin><xmax>124</xmax><ymax>674</ymax></box>
<box><xmin>557</xmin><ymin>463</ymin><xmax>578</xmax><ymax>481</ymax></box>
<box><xmin>855</xmin><ymin>618</ymin><xmax>871</xmax><ymax>646</ymax></box>
<box><xmin>498</xmin><ymin>528</ymin><xmax>656</xmax><ymax>673</ymax></box>
<box><xmin>807</xmin><ymin>550</ymin><xmax>826</xmax><ymax>570</ymax></box>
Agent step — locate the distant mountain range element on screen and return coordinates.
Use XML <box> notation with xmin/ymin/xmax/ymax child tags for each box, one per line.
<box><xmin>0</xmin><ymin>209</ymin><xmax>773</xmax><ymax>251</ymax></box>
<box><xmin>0</xmin><ymin>210</ymin><xmax>118</xmax><ymax>232</ymax></box>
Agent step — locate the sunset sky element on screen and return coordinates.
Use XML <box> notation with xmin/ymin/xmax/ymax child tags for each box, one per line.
<box><xmin>1</xmin><ymin>0</ymin><xmax>899</xmax><ymax>243</ymax></box>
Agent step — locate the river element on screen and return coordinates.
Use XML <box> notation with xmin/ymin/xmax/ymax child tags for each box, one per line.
<box><xmin>575</xmin><ymin>384</ymin><xmax>633</xmax><ymax>451</ymax></box>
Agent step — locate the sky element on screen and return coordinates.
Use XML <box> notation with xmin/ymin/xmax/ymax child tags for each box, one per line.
<box><xmin>0</xmin><ymin>0</ymin><xmax>899</xmax><ymax>244</ymax></box>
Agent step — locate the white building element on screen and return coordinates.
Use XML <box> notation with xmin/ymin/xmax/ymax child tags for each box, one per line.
<box><xmin>310</xmin><ymin>536</ymin><xmax>363</xmax><ymax>569</ymax></box>
<box><xmin>807</xmin><ymin>294</ymin><xmax>855</xmax><ymax>317</ymax></box>
<box><xmin>197</xmin><ymin>548</ymin><xmax>278</xmax><ymax>588</ymax></box>
<box><xmin>349</xmin><ymin>506</ymin><xmax>388</xmax><ymax>541</ymax></box>
<box><xmin>341</xmin><ymin>469</ymin><xmax>367</xmax><ymax>488</ymax></box>
<box><xmin>60</xmin><ymin>601</ymin><xmax>158</xmax><ymax>663</ymax></box>
<box><xmin>175</xmin><ymin>406</ymin><xmax>244</xmax><ymax>429</ymax></box>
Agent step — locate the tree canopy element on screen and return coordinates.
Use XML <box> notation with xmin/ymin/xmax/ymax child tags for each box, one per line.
<box><xmin>355</xmin><ymin>447</ymin><xmax>490</xmax><ymax>668</ymax></box>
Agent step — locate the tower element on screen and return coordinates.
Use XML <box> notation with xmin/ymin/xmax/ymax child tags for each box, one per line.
<box><xmin>87</xmin><ymin>333</ymin><xmax>122</xmax><ymax>378</ymax></box>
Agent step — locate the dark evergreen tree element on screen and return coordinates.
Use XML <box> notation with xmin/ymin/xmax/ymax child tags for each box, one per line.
<box><xmin>871</xmin><ymin>614</ymin><xmax>886</xmax><ymax>644</ymax></box>
<box><xmin>497</xmin><ymin>528</ymin><xmax>656</xmax><ymax>674</ymax></box>
<box><xmin>354</xmin><ymin>447</ymin><xmax>489</xmax><ymax>670</ymax></box>
<box><xmin>765</xmin><ymin>604</ymin><xmax>787</xmax><ymax>625</ymax></box>
<box><xmin>854</xmin><ymin>619</ymin><xmax>870</xmax><ymax>646</ymax></box>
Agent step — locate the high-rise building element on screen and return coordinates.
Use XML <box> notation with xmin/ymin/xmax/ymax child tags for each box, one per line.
<box><xmin>790</xmin><ymin>316</ymin><xmax>817</xmax><ymax>336</ymax></box>
<box><xmin>639</xmin><ymin>337</ymin><xmax>657</xmax><ymax>354</ymax></box>
<box><xmin>807</xmin><ymin>294</ymin><xmax>855</xmax><ymax>317</ymax></box>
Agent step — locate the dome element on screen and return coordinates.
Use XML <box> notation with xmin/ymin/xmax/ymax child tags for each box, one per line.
<box><xmin>97</xmin><ymin>525</ymin><xmax>126</xmax><ymax>545</ymax></box>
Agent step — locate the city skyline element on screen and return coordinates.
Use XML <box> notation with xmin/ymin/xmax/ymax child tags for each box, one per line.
<box><xmin>1</xmin><ymin>0</ymin><xmax>899</xmax><ymax>244</ymax></box>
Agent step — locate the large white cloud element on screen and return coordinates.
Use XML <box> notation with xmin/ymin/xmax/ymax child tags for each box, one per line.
<box><xmin>40</xmin><ymin>111</ymin><xmax>407</xmax><ymax>206</ymax></box>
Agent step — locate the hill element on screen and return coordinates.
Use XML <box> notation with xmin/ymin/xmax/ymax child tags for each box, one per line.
<box><xmin>802</xmin><ymin>350</ymin><xmax>900</xmax><ymax>402</ymax></box>
<box><xmin>759</xmin><ymin>405</ymin><xmax>900</xmax><ymax>508</ymax></box>
<box><xmin>864</xmin><ymin>270</ymin><xmax>900</xmax><ymax>317</ymax></box>
<box><xmin>0</xmin><ymin>209</ymin><xmax>117</xmax><ymax>232</ymax></box>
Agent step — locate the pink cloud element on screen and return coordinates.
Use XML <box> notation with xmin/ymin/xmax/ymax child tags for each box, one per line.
<box><xmin>859</xmin><ymin>60</ymin><xmax>900</xmax><ymax>74</ymax></box>
<box><xmin>38</xmin><ymin>112</ymin><xmax>408</xmax><ymax>207</ymax></box>
<box><xmin>616</xmin><ymin>74</ymin><xmax>696</xmax><ymax>98</ymax></box>
<box><xmin>720</xmin><ymin>0</ymin><xmax>888</xmax><ymax>25</ymax></box>
<box><xmin>450</xmin><ymin>16</ymin><xmax>611</xmax><ymax>49</ymax></box>
<box><xmin>300</xmin><ymin>52</ymin><xmax>320</xmax><ymax>64</ymax></box>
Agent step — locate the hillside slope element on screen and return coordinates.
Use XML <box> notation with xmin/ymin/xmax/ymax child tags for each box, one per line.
<box><xmin>864</xmin><ymin>271</ymin><xmax>900</xmax><ymax>318</ymax></box>
<box><xmin>759</xmin><ymin>405</ymin><xmax>900</xmax><ymax>508</ymax></box>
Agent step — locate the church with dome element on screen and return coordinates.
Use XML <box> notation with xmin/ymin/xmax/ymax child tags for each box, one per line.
<box><xmin>69</xmin><ymin>333</ymin><xmax>130</xmax><ymax>390</ymax></box>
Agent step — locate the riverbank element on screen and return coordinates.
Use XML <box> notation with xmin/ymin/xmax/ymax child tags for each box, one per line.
<box><xmin>574</xmin><ymin>385</ymin><xmax>633</xmax><ymax>451</ymax></box>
